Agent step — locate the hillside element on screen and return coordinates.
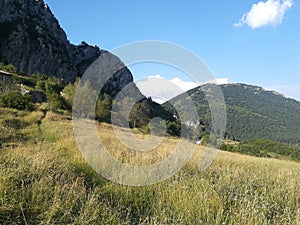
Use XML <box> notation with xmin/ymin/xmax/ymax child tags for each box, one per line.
<box><xmin>1</xmin><ymin>107</ymin><xmax>300</xmax><ymax>224</ymax></box>
<box><xmin>166</xmin><ymin>83</ymin><xmax>300</xmax><ymax>144</ymax></box>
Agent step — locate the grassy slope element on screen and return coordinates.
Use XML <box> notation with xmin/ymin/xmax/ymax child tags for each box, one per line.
<box><xmin>1</xmin><ymin>108</ymin><xmax>300</xmax><ymax>224</ymax></box>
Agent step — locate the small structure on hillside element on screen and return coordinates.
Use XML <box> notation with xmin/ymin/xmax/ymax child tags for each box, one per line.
<box><xmin>0</xmin><ymin>70</ymin><xmax>13</xmax><ymax>93</ymax></box>
<box><xmin>31</xmin><ymin>90</ymin><xmax>47</xmax><ymax>103</ymax></box>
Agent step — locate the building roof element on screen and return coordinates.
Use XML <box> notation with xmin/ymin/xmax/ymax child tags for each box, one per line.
<box><xmin>0</xmin><ymin>70</ymin><xmax>13</xmax><ymax>76</ymax></box>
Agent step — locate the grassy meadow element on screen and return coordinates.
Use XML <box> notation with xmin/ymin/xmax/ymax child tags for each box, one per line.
<box><xmin>1</xmin><ymin>107</ymin><xmax>300</xmax><ymax>224</ymax></box>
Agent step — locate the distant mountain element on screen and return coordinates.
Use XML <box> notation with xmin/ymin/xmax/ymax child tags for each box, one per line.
<box><xmin>165</xmin><ymin>83</ymin><xmax>300</xmax><ymax>144</ymax></box>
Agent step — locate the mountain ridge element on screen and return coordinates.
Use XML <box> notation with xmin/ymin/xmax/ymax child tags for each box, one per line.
<box><xmin>165</xmin><ymin>82</ymin><xmax>300</xmax><ymax>144</ymax></box>
<box><xmin>0</xmin><ymin>0</ymin><xmax>129</xmax><ymax>85</ymax></box>
<box><xmin>0</xmin><ymin>0</ymin><xmax>146</xmax><ymax>99</ymax></box>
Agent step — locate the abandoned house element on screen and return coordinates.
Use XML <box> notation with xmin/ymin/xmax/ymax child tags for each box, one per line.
<box><xmin>0</xmin><ymin>70</ymin><xmax>13</xmax><ymax>93</ymax></box>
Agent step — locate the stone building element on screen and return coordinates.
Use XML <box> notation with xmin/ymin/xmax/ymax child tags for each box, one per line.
<box><xmin>31</xmin><ymin>90</ymin><xmax>47</xmax><ymax>103</ymax></box>
<box><xmin>0</xmin><ymin>70</ymin><xmax>13</xmax><ymax>93</ymax></box>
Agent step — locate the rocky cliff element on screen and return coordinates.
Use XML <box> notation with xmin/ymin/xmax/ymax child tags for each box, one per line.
<box><xmin>0</xmin><ymin>0</ymin><xmax>133</xmax><ymax>89</ymax></box>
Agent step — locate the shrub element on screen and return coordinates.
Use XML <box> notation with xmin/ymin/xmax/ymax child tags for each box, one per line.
<box><xmin>0</xmin><ymin>91</ymin><xmax>33</xmax><ymax>111</ymax></box>
<box><xmin>167</xmin><ymin>121</ymin><xmax>181</xmax><ymax>137</ymax></box>
<box><xmin>4</xmin><ymin>64</ymin><xmax>16</xmax><ymax>73</ymax></box>
<box><xmin>47</xmin><ymin>93</ymin><xmax>67</xmax><ymax>112</ymax></box>
<box><xmin>1</xmin><ymin>118</ymin><xmax>28</xmax><ymax>130</ymax></box>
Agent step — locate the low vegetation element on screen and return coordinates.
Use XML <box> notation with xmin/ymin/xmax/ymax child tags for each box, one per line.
<box><xmin>221</xmin><ymin>139</ymin><xmax>300</xmax><ymax>162</ymax></box>
<box><xmin>1</xmin><ymin>108</ymin><xmax>300</xmax><ymax>224</ymax></box>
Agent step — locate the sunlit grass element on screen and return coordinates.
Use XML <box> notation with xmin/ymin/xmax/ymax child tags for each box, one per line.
<box><xmin>96</xmin><ymin>123</ymin><xmax>179</xmax><ymax>166</ymax></box>
<box><xmin>1</xmin><ymin>109</ymin><xmax>300</xmax><ymax>224</ymax></box>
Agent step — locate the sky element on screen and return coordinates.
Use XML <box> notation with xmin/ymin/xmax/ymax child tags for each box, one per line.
<box><xmin>45</xmin><ymin>0</ymin><xmax>300</xmax><ymax>101</ymax></box>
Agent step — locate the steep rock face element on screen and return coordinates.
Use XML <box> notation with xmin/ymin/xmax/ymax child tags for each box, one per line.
<box><xmin>1</xmin><ymin>0</ymin><xmax>74</xmax><ymax>81</ymax></box>
<box><xmin>0</xmin><ymin>0</ymin><xmax>133</xmax><ymax>90</ymax></box>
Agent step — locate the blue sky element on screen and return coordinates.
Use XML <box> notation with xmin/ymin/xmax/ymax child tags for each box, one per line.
<box><xmin>46</xmin><ymin>0</ymin><xmax>299</xmax><ymax>100</ymax></box>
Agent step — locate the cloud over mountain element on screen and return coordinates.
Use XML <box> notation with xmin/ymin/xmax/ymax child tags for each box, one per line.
<box><xmin>136</xmin><ymin>75</ymin><xmax>228</xmax><ymax>104</ymax></box>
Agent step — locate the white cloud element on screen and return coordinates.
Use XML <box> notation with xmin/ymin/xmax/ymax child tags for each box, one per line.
<box><xmin>234</xmin><ymin>0</ymin><xmax>293</xmax><ymax>29</ymax></box>
<box><xmin>136</xmin><ymin>75</ymin><xmax>228</xmax><ymax>104</ymax></box>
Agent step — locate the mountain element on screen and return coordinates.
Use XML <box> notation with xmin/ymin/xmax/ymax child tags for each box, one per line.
<box><xmin>0</xmin><ymin>0</ymin><xmax>140</xmax><ymax>96</ymax></box>
<box><xmin>0</xmin><ymin>0</ymin><xmax>131</xmax><ymax>87</ymax></box>
<box><xmin>0</xmin><ymin>0</ymin><xmax>175</xmax><ymax>124</ymax></box>
<box><xmin>165</xmin><ymin>83</ymin><xmax>300</xmax><ymax>144</ymax></box>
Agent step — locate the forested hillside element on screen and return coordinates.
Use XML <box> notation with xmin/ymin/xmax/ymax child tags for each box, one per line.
<box><xmin>165</xmin><ymin>83</ymin><xmax>300</xmax><ymax>144</ymax></box>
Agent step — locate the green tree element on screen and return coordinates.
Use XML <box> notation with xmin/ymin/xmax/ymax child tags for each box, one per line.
<box><xmin>47</xmin><ymin>93</ymin><xmax>66</xmax><ymax>112</ymax></box>
<box><xmin>96</xmin><ymin>93</ymin><xmax>112</xmax><ymax>122</ymax></box>
<box><xmin>129</xmin><ymin>101</ymin><xmax>150</xmax><ymax>128</ymax></box>
<box><xmin>72</xmin><ymin>81</ymin><xmax>97</xmax><ymax>119</ymax></box>
<box><xmin>61</xmin><ymin>78</ymin><xmax>80</xmax><ymax>109</ymax></box>
<box><xmin>35</xmin><ymin>77</ymin><xmax>66</xmax><ymax>112</ymax></box>
<box><xmin>44</xmin><ymin>78</ymin><xmax>63</xmax><ymax>95</ymax></box>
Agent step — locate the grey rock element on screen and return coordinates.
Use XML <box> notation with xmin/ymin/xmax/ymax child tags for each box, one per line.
<box><xmin>0</xmin><ymin>0</ymin><xmax>134</xmax><ymax>98</ymax></box>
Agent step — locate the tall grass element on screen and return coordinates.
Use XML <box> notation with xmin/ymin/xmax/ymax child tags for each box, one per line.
<box><xmin>1</xmin><ymin>109</ymin><xmax>300</xmax><ymax>224</ymax></box>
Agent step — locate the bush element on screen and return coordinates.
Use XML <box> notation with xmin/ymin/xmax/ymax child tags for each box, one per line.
<box><xmin>35</xmin><ymin>79</ymin><xmax>46</xmax><ymax>92</ymax></box>
<box><xmin>1</xmin><ymin>118</ymin><xmax>28</xmax><ymax>130</ymax></box>
<box><xmin>4</xmin><ymin>64</ymin><xmax>16</xmax><ymax>73</ymax></box>
<box><xmin>47</xmin><ymin>93</ymin><xmax>67</xmax><ymax>112</ymax></box>
<box><xmin>0</xmin><ymin>91</ymin><xmax>33</xmax><ymax>110</ymax></box>
<box><xmin>167</xmin><ymin>121</ymin><xmax>181</xmax><ymax>137</ymax></box>
<box><xmin>31</xmin><ymin>72</ymin><xmax>48</xmax><ymax>81</ymax></box>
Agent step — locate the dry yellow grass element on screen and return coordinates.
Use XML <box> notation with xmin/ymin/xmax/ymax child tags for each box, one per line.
<box><xmin>1</xmin><ymin>110</ymin><xmax>300</xmax><ymax>224</ymax></box>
